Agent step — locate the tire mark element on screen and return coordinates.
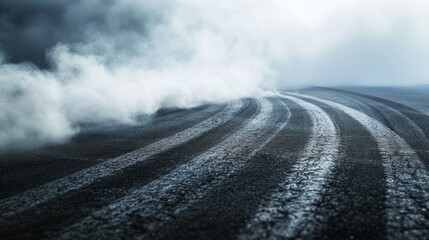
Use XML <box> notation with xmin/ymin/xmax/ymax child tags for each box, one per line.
<box><xmin>240</xmin><ymin>94</ymin><xmax>339</xmax><ymax>239</ymax></box>
<box><xmin>153</xmin><ymin>98</ymin><xmax>311</xmax><ymax>240</ymax></box>
<box><xmin>293</xmin><ymin>93</ymin><xmax>429</xmax><ymax>239</ymax></box>
<box><xmin>295</xmin><ymin>97</ymin><xmax>386</xmax><ymax>240</ymax></box>
<box><xmin>0</xmin><ymin>99</ymin><xmax>259</xmax><ymax>239</ymax></box>
<box><xmin>53</xmin><ymin>97</ymin><xmax>287</xmax><ymax>239</ymax></box>
<box><xmin>0</xmin><ymin>100</ymin><xmax>243</xmax><ymax>221</ymax></box>
<box><xmin>323</xmin><ymin>88</ymin><xmax>429</xmax><ymax>140</ymax></box>
<box><xmin>0</xmin><ymin>103</ymin><xmax>223</xmax><ymax>199</ymax></box>
<box><xmin>315</xmin><ymin>88</ymin><xmax>429</xmax><ymax>163</ymax></box>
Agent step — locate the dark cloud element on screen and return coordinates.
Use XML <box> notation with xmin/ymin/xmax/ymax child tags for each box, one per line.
<box><xmin>0</xmin><ymin>0</ymin><xmax>162</xmax><ymax>68</ymax></box>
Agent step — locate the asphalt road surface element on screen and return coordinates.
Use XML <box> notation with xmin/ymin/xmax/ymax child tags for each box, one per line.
<box><xmin>1</xmin><ymin>87</ymin><xmax>429</xmax><ymax>240</ymax></box>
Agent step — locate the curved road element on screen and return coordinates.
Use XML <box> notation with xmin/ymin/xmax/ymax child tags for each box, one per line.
<box><xmin>1</xmin><ymin>87</ymin><xmax>429</xmax><ymax>240</ymax></box>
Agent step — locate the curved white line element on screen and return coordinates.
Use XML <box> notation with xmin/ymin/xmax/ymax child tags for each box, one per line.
<box><xmin>54</xmin><ymin>98</ymin><xmax>290</xmax><ymax>239</ymax></box>
<box><xmin>240</xmin><ymin>94</ymin><xmax>339</xmax><ymax>239</ymax></box>
<box><xmin>289</xmin><ymin>93</ymin><xmax>429</xmax><ymax>239</ymax></box>
<box><xmin>339</xmin><ymin>92</ymin><xmax>429</xmax><ymax>147</ymax></box>
<box><xmin>0</xmin><ymin>100</ymin><xmax>243</xmax><ymax>220</ymax></box>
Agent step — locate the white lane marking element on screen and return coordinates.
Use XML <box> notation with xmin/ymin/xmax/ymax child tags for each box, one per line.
<box><xmin>240</xmin><ymin>94</ymin><xmax>339</xmax><ymax>239</ymax></box>
<box><xmin>290</xmin><ymin>93</ymin><xmax>429</xmax><ymax>239</ymax></box>
<box><xmin>54</xmin><ymin>98</ymin><xmax>290</xmax><ymax>239</ymax></box>
<box><xmin>0</xmin><ymin>100</ymin><xmax>243</xmax><ymax>219</ymax></box>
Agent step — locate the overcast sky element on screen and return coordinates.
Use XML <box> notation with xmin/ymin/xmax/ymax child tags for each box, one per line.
<box><xmin>1</xmin><ymin>0</ymin><xmax>429</xmax><ymax>150</ymax></box>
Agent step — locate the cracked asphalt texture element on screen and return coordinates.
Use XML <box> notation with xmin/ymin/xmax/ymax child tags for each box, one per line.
<box><xmin>1</xmin><ymin>87</ymin><xmax>429</xmax><ymax>240</ymax></box>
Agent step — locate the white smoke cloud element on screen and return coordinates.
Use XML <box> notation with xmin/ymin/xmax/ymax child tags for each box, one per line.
<box><xmin>1</xmin><ymin>0</ymin><xmax>429</xmax><ymax>151</ymax></box>
<box><xmin>0</xmin><ymin>61</ymin><xmax>75</xmax><ymax>150</ymax></box>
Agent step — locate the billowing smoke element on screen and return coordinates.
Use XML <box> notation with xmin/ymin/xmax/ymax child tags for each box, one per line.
<box><xmin>1</xmin><ymin>0</ymin><xmax>429</xmax><ymax>150</ymax></box>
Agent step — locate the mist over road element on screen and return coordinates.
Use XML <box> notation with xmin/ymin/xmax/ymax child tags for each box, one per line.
<box><xmin>1</xmin><ymin>87</ymin><xmax>429</xmax><ymax>239</ymax></box>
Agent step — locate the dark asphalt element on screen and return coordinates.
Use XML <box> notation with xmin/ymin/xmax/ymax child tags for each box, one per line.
<box><xmin>1</xmin><ymin>87</ymin><xmax>429</xmax><ymax>240</ymax></box>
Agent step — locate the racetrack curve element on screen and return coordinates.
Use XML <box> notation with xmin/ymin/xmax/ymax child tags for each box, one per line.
<box><xmin>1</xmin><ymin>87</ymin><xmax>429</xmax><ymax>240</ymax></box>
